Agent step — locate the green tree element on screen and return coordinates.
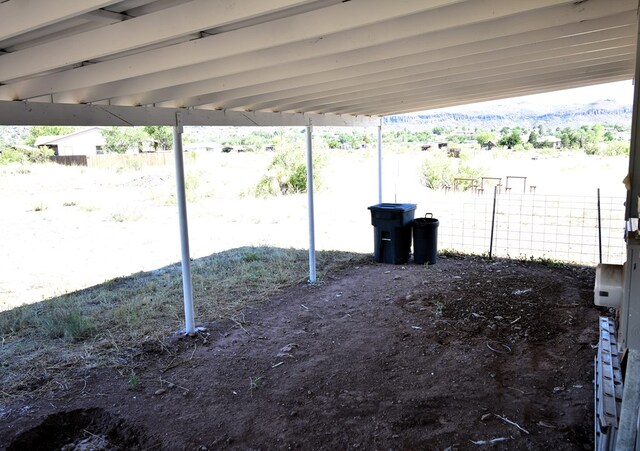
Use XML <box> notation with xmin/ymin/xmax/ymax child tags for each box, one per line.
<box><xmin>432</xmin><ymin>126</ymin><xmax>446</xmax><ymax>136</ymax></box>
<box><xmin>476</xmin><ymin>130</ymin><xmax>495</xmax><ymax>147</ymax></box>
<box><xmin>498</xmin><ymin>129</ymin><xmax>522</xmax><ymax>149</ymax></box>
<box><xmin>143</xmin><ymin>126</ymin><xmax>172</xmax><ymax>150</ymax></box>
<box><xmin>591</xmin><ymin>123</ymin><xmax>605</xmax><ymax>143</ymax></box>
<box><xmin>559</xmin><ymin>127</ymin><xmax>580</xmax><ymax>149</ymax></box>
<box><xmin>24</xmin><ymin>126</ymin><xmax>76</xmax><ymax>146</ymax></box>
<box><xmin>101</xmin><ymin>127</ymin><xmax>145</xmax><ymax>154</ymax></box>
<box><xmin>604</xmin><ymin>131</ymin><xmax>615</xmax><ymax>142</ymax></box>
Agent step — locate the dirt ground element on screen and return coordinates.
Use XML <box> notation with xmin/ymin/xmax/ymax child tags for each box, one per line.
<box><xmin>1</xmin><ymin>254</ymin><xmax>602</xmax><ymax>450</ymax></box>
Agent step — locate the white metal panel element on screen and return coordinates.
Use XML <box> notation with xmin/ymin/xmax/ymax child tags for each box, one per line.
<box><xmin>0</xmin><ymin>0</ymin><xmax>637</xmax><ymax>123</ymax></box>
<box><xmin>0</xmin><ymin>0</ymin><xmax>121</xmax><ymax>41</ymax></box>
<box><xmin>232</xmin><ymin>37</ymin><xmax>635</xmax><ymax>113</ymax></box>
<box><xmin>113</xmin><ymin>15</ymin><xmax>635</xmax><ymax>109</ymax></box>
<box><xmin>346</xmin><ymin>64</ymin><xmax>634</xmax><ymax>116</ymax></box>
<box><xmin>0</xmin><ymin>100</ymin><xmax>379</xmax><ymax>127</ymax></box>
<box><xmin>0</xmin><ymin>0</ymin><xmax>314</xmax><ymax>81</ymax></box>
<box><xmin>282</xmin><ymin>50</ymin><xmax>634</xmax><ymax>114</ymax></box>
<box><xmin>0</xmin><ymin>0</ymin><xmax>582</xmax><ymax>101</ymax></box>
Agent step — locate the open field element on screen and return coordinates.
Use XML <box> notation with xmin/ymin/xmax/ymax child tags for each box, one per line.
<box><xmin>0</xmin><ymin>148</ymin><xmax>628</xmax><ymax>310</ymax></box>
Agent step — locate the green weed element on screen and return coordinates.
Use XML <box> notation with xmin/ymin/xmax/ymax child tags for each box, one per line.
<box><xmin>38</xmin><ymin>309</ymin><xmax>96</xmax><ymax>341</ymax></box>
<box><xmin>128</xmin><ymin>369</ymin><xmax>139</xmax><ymax>388</ymax></box>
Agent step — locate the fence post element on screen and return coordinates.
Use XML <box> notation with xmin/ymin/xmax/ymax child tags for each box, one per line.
<box><xmin>489</xmin><ymin>186</ymin><xmax>498</xmax><ymax>258</ymax></box>
<box><xmin>597</xmin><ymin>188</ymin><xmax>603</xmax><ymax>264</ymax></box>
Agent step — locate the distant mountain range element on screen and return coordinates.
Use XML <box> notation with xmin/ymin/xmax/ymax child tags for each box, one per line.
<box><xmin>385</xmin><ymin>99</ymin><xmax>633</xmax><ymax>130</ymax></box>
<box><xmin>0</xmin><ymin>99</ymin><xmax>634</xmax><ymax>148</ymax></box>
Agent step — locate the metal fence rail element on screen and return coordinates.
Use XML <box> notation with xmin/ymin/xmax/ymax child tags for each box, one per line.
<box><xmin>425</xmin><ymin>191</ymin><xmax>626</xmax><ymax>265</ymax></box>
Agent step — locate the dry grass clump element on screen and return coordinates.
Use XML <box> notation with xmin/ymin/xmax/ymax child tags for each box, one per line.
<box><xmin>0</xmin><ymin>246</ymin><xmax>368</xmax><ymax>402</ymax></box>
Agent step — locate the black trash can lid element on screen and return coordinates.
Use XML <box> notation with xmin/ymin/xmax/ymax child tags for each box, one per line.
<box><xmin>368</xmin><ymin>203</ymin><xmax>417</xmax><ymax>212</ymax></box>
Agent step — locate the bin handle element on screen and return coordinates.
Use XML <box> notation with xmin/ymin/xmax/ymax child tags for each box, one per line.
<box><xmin>424</xmin><ymin>213</ymin><xmax>433</xmax><ymax>218</ymax></box>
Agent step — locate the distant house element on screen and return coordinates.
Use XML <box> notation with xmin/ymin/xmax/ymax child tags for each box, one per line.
<box><xmin>538</xmin><ymin>135</ymin><xmax>562</xmax><ymax>149</ymax></box>
<box><xmin>35</xmin><ymin>127</ymin><xmax>106</xmax><ymax>156</ymax></box>
<box><xmin>184</xmin><ymin>142</ymin><xmax>222</xmax><ymax>152</ymax></box>
<box><xmin>614</xmin><ymin>132</ymin><xmax>631</xmax><ymax>141</ymax></box>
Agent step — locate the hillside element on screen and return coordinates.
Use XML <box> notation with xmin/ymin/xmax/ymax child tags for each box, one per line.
<box><xmin>386</xmin><ymin>99</ymin><xmax>632</xmax><ymax>130</ymax></box>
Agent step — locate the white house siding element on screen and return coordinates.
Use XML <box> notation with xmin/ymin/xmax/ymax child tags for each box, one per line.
<box><xmin>42</xmin><ymin>128</ymin><xmax>105</xmax><ymax>156</ymax></box>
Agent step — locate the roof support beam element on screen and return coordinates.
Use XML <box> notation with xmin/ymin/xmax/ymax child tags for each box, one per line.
<box><xmin>0</xmin><ymin>0</ymin><xmax>120</xmax><ymax>42</ymax></box>
<box><xmin>351</xmin><ymin>65</ymin><xmax>633</xmax><ymax>116</ymax></box>
<box><xmin>0</xmin><ymin>0</ymin><xmax>315</xmax><ymax>82</ymax></box>
<box><xmin>81</xmin><ymin>9</ymin><xmax>130</xmax><ymax>24</ymax></box>
<box><xmin>58</xmin><ymin>3</ymin><xmax>635</xmax><ymax>109</ymax></box>
<box><xmin>141</xmin><ymin>17</ymin><xmax>634</xmax><ymax>110</ymax></box>
<box><xmin>0</xmin><ymin>0</ymin><xmax>593</xmax><ymax>100</ymax></box>
<box><xmin>290</xmin><ymin>50</ymin><xmax>633</xmax><ymax>114</ymax></box>
<box><xmin>239</xmin><ymin>38</ymin><xmax>634</xmax><ymax>113</ymax></box>
<box><xmin>0</xmin><ymin>100</ymin><xmax>379</xmax><ymax>127</ymax></box>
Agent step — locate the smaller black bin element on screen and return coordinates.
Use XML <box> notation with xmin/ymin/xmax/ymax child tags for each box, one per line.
<box><xmin>413</xmin><ymin>213</ymin><xmax>439</xmax><ymax>265</ymax></box>
<box><xmin>368</xmin><ymin>203</ymin><xmax>416</xmax><ymax>264</ymax></box>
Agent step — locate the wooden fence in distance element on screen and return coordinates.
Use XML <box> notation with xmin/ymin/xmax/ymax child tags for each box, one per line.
<box><xmin>51</xmin><ymin>152</ymin><xmax>192</xmax><ymax>168</ymax></box>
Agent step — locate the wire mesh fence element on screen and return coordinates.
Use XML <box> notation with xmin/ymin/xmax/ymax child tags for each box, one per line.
<box><xmin>423</xmin><ymin>190</ymin><xmax>626</xmax><ymax>265</ymax></box>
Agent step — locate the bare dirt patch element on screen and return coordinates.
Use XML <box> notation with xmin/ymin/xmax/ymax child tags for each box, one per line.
<box><xmin>1</xmin><ymin>254</ymin><xmax>601</xmax><ymax>450</ymax></box>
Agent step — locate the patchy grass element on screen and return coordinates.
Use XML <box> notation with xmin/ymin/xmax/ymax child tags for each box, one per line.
<box><xmin>0</xmin><ymin>246</ymin><xmax>368</xmax><ymax>402</ymax></box>
<box><xmin>32</xmin><ymin>202</ymin><xmax>48</xmax><ymax>212</ymax></box>
<box><xmin>109</xmin><ymin>210</ymin><xmax>142</xmax><ymax>223</ymax></box>
<box><xmin>80</xmin><ymin>204</ymin><xmax>98</xmax><ymax>212</ymax></box>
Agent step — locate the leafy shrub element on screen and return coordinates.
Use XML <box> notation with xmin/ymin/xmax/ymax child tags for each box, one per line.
<box><xmin>0</xmin><ymin>146</ymin><xmax>54</xmax><ymax>165</ymax></box>
<box><xmin>596</xmin><ymin>141</ymin><xmax>629</xmax><ymax>157</ymax></box>
<box><xmin>418</xmin><ymin>149</ymin><xmax>455</xmax><ymax>189</ymax></box>
<box><xmin>255</xmin><ymin>146</ymin><xmax>322</xmax><ymax>196</ymax></box>
<box><xmin>0</xmin><ymin>147</ymin><xmax>26</xmax><ymax>164</ymax></box>
<box><xmin>457</xmin><ymin>160</ymin><xmax>484</xmax><ymax>180</ymax></box>
<box><xmin>583</xmin><ymin>141</ymin><xmax>600</xmax><ymax>156</ymax></box>
<box><xmin>419</xmin><ymin>149</ymin><xmax>486</xmax><ymax>191</ymax></box>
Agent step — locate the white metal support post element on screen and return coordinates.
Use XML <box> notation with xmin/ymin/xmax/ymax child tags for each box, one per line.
<box><xmin>377</xmin><ymin>123</ymin><xmax>383</xmax><ymax>203</ymax></box>
<box><xmin>173</xmin><ymin>113</ymin><xmax>196</xmax><ymax>334</ymax></box>
<box><xmin>306</xmin><ymin>122</ymin><xmax>317</xmax><ymax>284</ymax></box>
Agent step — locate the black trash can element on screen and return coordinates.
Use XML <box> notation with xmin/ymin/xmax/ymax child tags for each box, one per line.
<box><xmin>368</xmin><ymin>203</ymin><xmax>417</xmax><ymax>264</ymax></box>
<box><xmin>413</xmin><ymin>213</ymin><xmax>439</xmax><ymax>265</ymax></box>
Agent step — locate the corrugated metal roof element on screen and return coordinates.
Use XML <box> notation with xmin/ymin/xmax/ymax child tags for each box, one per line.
<box><xmin>0</xmin><ymin>0</ymin><xmax>637</xmax><ymax>126</ymax></box>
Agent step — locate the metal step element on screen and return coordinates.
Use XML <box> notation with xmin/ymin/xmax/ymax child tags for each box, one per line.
<box><xmin>595</xmin><ymin>316</ymin><xmax>624</xmax><ymax>451</ymax></box>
